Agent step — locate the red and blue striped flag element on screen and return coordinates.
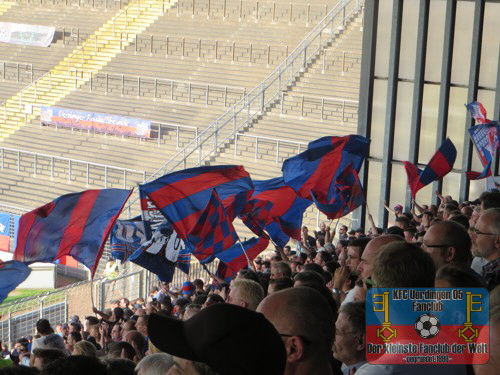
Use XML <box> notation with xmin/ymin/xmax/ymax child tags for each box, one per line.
<box><xmin>403</xmin><ymin>139</ymin><xmax>457</xmax><ymax>198</ymax></box>
<box><xmin>311</xmin><ymin>163</ymin><xmax>365</xmax><ymax>219</ymax></box>
<box><xmin>216</xmin><ymin>237</ymin><xmax>269</xmax><ymax>274</ymax></box>
<box><xmin>186</xmin><ymin>189</ymin><xmax>239</xmax><ymax>264</ymax></box>
<box><xmin>242</xmin><ymin>177</ymin><xmax>312</xmax><ymax>247</ymax></box>
<box><xmin>139</xmin><ymin>165</ymin><xmax>253</xmax><ymax>240</ymax></box>
<box><xmin>282</xmin><ymin>135</ymin><xmax>370</xmax><ymax>202</ymax></box>
<box><xmin>14</xmin><ymin>189</ymin><xmax>132</xmax><ymax>277</ymax></box>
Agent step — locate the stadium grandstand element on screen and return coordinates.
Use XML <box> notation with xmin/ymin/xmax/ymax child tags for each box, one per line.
<box><xmin>0</xmin><ymin>0</ymin><xmax>499</xmax><ymax>372</ymax></box>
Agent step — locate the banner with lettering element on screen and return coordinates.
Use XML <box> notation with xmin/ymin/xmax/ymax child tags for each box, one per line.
<box><xmin>366</xmin><ymin>288</ymin><xmax>489</xmax><ymax>365</ymax></box>
<box><xmin>0</xmin><ymin>213</ymin><xmax>10</xmax><ymax>252</ymax></box>
<box><xmin>40</xmin><ymin>106</ymin><xmax>151</xmax><ymax>138</ymax></box>
<box><xmin>0</xmin><ymin>22</ymin><xmax>55</xmax><ymax>47</ymax></box>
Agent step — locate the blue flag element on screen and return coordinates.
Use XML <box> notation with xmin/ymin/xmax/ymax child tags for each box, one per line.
<box><xmin>110</xmin><ymin>216</ymin><xmax>146</xmax><ymax>262</ymax></box>
<box><xmin>128</xmin><ymin>221</ymin><xmax>186</xmax><ymax>282</ymax></box>
<box><xmin>0</xmin><ymin>260</ymin><xmax>32</xmax><ymax>305</ymax></box>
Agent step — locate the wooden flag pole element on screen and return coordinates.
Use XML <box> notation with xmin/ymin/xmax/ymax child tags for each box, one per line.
<box><xmin>90</xmin><ymin>276</ymin><xmax>97</xmax><ymax>316</ymax></box>
<box><xmin>237</xmin><ymin>237</ymin><xmax>256</xmax><ymax>271</ymax></box>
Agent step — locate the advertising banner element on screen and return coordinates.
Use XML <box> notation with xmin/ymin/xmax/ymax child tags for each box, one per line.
<box><xmin>0</xmin><ymin>22</ymin><xmax>55</xmax><ymax>47</ymax></box>
<box><xmin>0</xmin><ymin>213</ymin><xmax>10</xmax><ymax>252</ymax></box>
<box><xmin>40</xmin><ymin>106</ymin><xmax>151</xmax><ymax>138</ymax></box>
<box><xmin>366</xmin><ymin>288</ymin><xmax>489</xmax><ymax>365</ymax></box>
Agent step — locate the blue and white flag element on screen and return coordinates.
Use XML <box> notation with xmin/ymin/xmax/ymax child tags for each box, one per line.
<box><xmin>110</xmin><ymin>216</ymin><xmax>146</xmax><ymax>262</ymax></box>
<box><xmin>128</xmin><ymin>220</ymin><xmax>186</xmax><ymax>282</ymax></box>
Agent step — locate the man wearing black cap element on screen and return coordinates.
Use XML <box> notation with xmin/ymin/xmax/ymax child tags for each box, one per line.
<box><xmin>148</xmin><ymin>303</ymin><xmax>286</xmax><ymax>375</ymax></box>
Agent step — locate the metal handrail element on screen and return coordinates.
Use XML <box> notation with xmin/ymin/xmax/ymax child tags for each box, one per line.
<box><xmin>0</xmin><ymin>146</ymin><xmax>147</xmax><ymax>188</ymax></box>
<box><xmin>0</xmin><ymin>146</ymin><xmax>145</xmax><ymax>173</ymax></box>
<box><xmin>0</xmin><ymin>202</ymin><xmax>31</xmax><ymax>213</ymax></box>
<box><xmin>234</xmin><ymin>133</ymin><xmax>307</xmax><ymax>163</ymax></box>
<box><xmin>8</xmin><ymin>0</ymin><xmax>130</xmax><ymax>9</ymax></box>
<box><xmin>283</xmin><ymin>92</ymin><xmax>359</xmax><ymax>105</ymax></box>
<box><xmin>0</xmin><ymin>63</ymin><xmax>245</xmax><ymax>94</ymax></box>
<box><xmin>123</xmin><ymin>0</ymin><xmax>362</xmax><ymax>214</ymax></box>
<box><xmin>150</xmin><ymin>0</ymin><xmax>360</xmax><ymax>177</ymax></box>
<box><xmin>235</xmin><ymin>133</ymin><xmax>307</xmax><ymax>147</ymax></box>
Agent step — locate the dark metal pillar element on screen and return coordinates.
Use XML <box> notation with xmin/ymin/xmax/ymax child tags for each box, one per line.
<box><xmin>356</xmin><ymin>0</ymin><xmax>379</xmax><ymax>229</ymax></box>
<box><xmin>460</xmin><ymin>0</ymin><xmax>485</xmax><ymax>201</ymax></box>
<box><xmin>433</xmin><ymin>0</ymin><xmax>456</xmax><ymax>201</ymax></box>
<box><xmin>405</xmin><ymin>0</ymin><xmax>430</xmax><ymax>209</ymax></box>
<box><xmin>379</xmin><ymin>0</ymin><xmax>403</xmax><ymax>227</ymax></box>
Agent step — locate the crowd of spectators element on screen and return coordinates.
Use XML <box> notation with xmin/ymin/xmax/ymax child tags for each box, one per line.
<box><xmin>0</xmin><ymin>189</ymin><xmax>498</xmax><ymax>375</ymax></box>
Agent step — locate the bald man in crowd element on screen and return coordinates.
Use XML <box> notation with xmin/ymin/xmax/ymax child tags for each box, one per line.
<box><xmin>257</xmin><ymin>287</ymin><xmax>334</xmax><ymax>375</ymax></box>
<box><xmin>421</xmin><ymin>220</ymin><xmax>472</xmax><ymax>271</ymax></box>
<box><xmin>357</xmin><ymin>235</ymin><xmax>403</xmax><ymax>279</ymax></box>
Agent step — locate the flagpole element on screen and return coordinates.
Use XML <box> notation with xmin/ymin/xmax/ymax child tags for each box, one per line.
<box><xmin>333</xmin><ymin>218</ymin><xmax>341</xmax><ymax>231</ymax></box>
<box><xmin>237</xmin><ymin>237</ymin><xmax>256</xmax><ymax>271</ymax></box>
<box><xmin>90</xmin><ymin>276</ymin><xmax>96</xmax><ymax>316</ymax></box>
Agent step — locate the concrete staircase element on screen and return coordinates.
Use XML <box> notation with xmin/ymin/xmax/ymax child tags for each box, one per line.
<box><xmin>0</xmin><ymin>0</ymin><xmax>362</xmax><ymax>242</ymax></box>
<box><xmin>210</xmin><ymin>14</ymin><xmax>364</xmax><ymax>235</ymax></box>
<box><xmin>0</xmin><ymin>1</ymin><xmax>14</xmax><ymax>16</ymax></box>
<box><xmin>0</xmin><ymin>0</ymin><xmax>174</xmax><ymax>139</ymax></box>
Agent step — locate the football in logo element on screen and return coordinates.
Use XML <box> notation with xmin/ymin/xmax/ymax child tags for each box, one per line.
<box><xmin>414</xmin><ymin>313</ymin><xmax>440</xmax><ymax>339</ymax></box>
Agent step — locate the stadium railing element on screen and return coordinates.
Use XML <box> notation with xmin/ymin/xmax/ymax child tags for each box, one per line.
<box><xmin>0</xmin><ymin>146</ymin><xmax>146</xmax><ymax>189</ymax></box>
<box><xmin>122</xmin><ymin>0</ymin><xmax>362</xmax><ymax>213</ymax></box>
<box><xmin>0</xmin><ymin>260</ymin><xmax>218</xmax><ymax>348</ymax></box>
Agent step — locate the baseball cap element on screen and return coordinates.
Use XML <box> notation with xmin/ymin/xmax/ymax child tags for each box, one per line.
<box><xmin>148</xmin><ymin>303</ymin><xmax>286</xmax><ymax>375</ymax></box>
<box><xmin>394</xmin><ymin>204</ymin><xmax>403</xmax><ymax>212</ymax></box>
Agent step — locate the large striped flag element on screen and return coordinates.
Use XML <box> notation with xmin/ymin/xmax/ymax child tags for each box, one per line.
<box><xmin>241</xmin><ymin>177</ymin><xmax>312</xmax><ymax>247</ymax></box>
<box><xmin>14</xmin><ymin>189</ymin><xmax>132</xmax><ymax>277</ymax></box>
<box><xmin>310</xmin><ymin>163</ymin><xmax>365</xmax><ymax>219</ymax></box>
<box><xmin>403</xmin><ymin>138</ymin><xmax>457</xmax><ymax>198</ymax></box>
<box><xmin>216</xmin><ymin>237</ymin><xmax>269</xmax><ymax>274</ymax></box>
<box><xmin>186</xmin><ymin>189</ymin><xmax>239</xmax><ymax>264</ymax></box>
<box><xmin>139</xmin><ymin>165</ymin><xmax>253</xmax><ymax>240</ymax></box>
<box><xmin>282</xmin><ymin>135</ymin><xmax>370</xmax><ymax>201</ymax></box>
